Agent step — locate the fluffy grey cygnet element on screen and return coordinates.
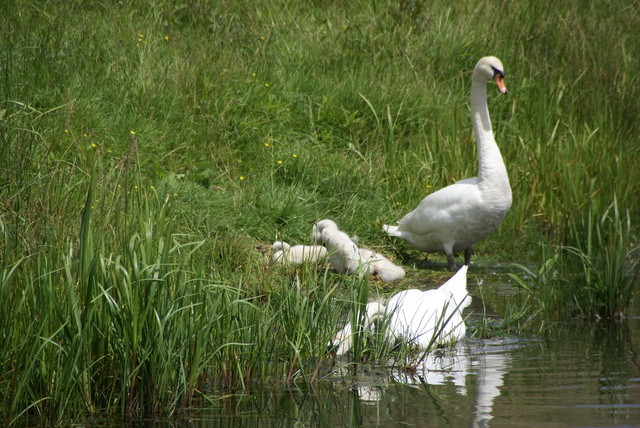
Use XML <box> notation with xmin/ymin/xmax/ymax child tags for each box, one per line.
<box><xmin>312</xmin><ymin>219</ymin><xmax>405</xmax><ymax>282</ymax></box>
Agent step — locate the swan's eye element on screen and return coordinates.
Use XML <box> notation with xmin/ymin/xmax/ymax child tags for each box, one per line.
<box><xmin>491</xmin><ymin>66</ymin><xmax>504</xmax><ymax>78</ymax></box>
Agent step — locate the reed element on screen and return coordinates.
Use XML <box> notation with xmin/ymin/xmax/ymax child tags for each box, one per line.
<box><xmin>507</xmin><ymin>196</ymin><xmax>638</xmax><ymax>328</ymax></box>
<box><xmin>562</xmin><ymin>198</ymin><xmax>638</xmax><ymax>319</ymax></box>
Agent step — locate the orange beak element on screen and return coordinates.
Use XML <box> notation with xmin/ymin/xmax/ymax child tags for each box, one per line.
<box><xmin>493</xmin><ymin>74</ymin><xmax>508</xmax><ymax>94</ymax></box>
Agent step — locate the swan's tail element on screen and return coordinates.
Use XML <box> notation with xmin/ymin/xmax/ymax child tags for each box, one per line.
<box><xmin>438</xmin><ymin>265</ymin><xmax>472</xmax><ymax>310</ymax></box>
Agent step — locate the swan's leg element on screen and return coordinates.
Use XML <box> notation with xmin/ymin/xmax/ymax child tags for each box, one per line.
<box><xmin>444</xmin><ymin>243</ymin><xmax>456</xmax><ymax>271</ymax></box>
<box><xmin>446</xmin><ymin>253</ymin><xmax>456</xmax><ymax>272</ymax></box>
<box><xmin>464</xmin><ymin>248</ymin><xmax>471</xmax><ymax>266</ymax></box>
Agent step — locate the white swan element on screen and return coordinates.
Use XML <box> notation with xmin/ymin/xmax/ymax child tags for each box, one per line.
<box><xmin>331</xmin><ymin>265</ymin><xmax>471</xmax><ymax>355</ymax></box>
<box><xmin>271</xmin><ymin>241</ymin><xmax>328</xmax><ymax>265</ymax></box>
<box><xmin>312</xmin><ymin>220</ymin><xmax>405</xmax><ymax>281</ymax></box>
<box><xmin>383</xmin><ymin>56</ymin><xmax>512</xmax><ymax>271</ymax></box>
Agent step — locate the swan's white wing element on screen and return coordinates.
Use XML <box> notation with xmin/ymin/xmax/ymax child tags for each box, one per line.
<box><xmin>396</xmin><ymin>179</ymin><xmax>481</xmax><ymax>235</ymax></box>
<box><xmin>387</xmin><ymin>286</ymin><xmax>468</xmax><ymax>348</ymax></box>
<box><xmin>387</xmin><ymin>289</ymin><xmax>444</xmax><ymax>338</ymax></box>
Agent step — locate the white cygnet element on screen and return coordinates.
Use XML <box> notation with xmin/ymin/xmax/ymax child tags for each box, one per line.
<box><xmin>271</xmin><ymin>241</ymin><xmax>328</xmax><ymax>265</ymax></box>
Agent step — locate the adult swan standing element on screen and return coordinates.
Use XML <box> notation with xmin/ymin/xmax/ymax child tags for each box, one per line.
<box><xmin>383</xmin><ymin>56</ymin><xmax>512</xmax><ymax>271</ymax></box>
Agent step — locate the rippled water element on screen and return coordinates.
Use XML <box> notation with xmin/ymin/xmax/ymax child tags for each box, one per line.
<box><xmin>167</xmin><ymin>270</ymin><xmax>640</xmax><ymax>427</ymax></box>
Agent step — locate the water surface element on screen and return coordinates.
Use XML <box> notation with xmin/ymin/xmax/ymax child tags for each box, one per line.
<box><xmin>166</xmin><ymin>268</ymin><xmax>640</xmax><ymax>427</ymax></box>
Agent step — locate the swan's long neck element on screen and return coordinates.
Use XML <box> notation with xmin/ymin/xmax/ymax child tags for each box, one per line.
<box><xmin>366</xmin><ymin>303</ymin><xmax>387</xmax><ymax>325</ymax></box>
<box><xmin>470</xmin><ymin>77</ymin><xmax>510</xmax><ymax>193</ymax></box>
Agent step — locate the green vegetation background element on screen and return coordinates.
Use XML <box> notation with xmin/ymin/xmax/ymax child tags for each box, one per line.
<box><xmin>1</xmin><ymin>0</ymin><xmax>638</xmax><ymax>422</ymax></box>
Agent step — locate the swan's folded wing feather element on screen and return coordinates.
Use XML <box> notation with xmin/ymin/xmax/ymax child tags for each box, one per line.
<box><xmin>397</xmin><ymin>180</ymin><xmax>482</xmax><ymax>235</ymax></box>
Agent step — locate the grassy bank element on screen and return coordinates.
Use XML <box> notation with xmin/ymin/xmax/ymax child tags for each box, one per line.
<box><xmin>1</xmin><ymin>0</ymin><xmax>639</xmax><ymax>422</ymax></box>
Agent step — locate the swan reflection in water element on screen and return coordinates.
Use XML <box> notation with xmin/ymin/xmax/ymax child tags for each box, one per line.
<box><xmin>346</xmin><ymin>340</ymin><xmax>511</xmax><ymax>426</ymax></box>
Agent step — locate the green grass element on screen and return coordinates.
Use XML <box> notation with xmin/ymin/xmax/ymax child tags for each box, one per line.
<box><xmin>1</xmin><ymin>0</ymin><xmax>639</xmax><ymax>423</ymax></box>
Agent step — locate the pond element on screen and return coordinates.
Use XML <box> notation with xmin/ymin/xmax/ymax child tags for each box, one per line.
<box><xmin>148</xmin><ymin>264</ymin><xmax>640</xmax><ymax>427</ymax></box>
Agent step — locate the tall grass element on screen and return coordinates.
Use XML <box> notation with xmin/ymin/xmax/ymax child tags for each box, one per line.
<box><xmin>1</xmin><ymin>0</ymin><xmax>639</xmax><ymax>423</ymax></box>
<box><xmin>508</xmin><ymin>196</ymin><xmax>639</xmax><ymax>325</ymax></box>
<box><xmin>0</xmin><ymin>171</ymin><xmax>345</xmax><ymax>422</ymax></box>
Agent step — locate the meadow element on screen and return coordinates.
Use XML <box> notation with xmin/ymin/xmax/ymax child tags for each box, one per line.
<box><xmin>1</xmin><ymin>0</ymin><xmax>639</xmax><ymax>423</ymax></box>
